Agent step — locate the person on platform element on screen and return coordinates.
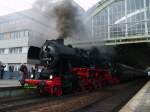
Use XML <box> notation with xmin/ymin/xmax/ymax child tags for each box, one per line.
<box><xmin>19</xmin><ymin>64</ymin><xmax>28</xmax><ymax>80</ymax></box>
<box><xmin>9</xmin><ymin>66</ymin><xmax>14</xmax><ymax>79</ymax></box>
<box><xmin>0</xmin><ymin>62</ymin><xmax>5</xmax><ymax>79</ymax></box>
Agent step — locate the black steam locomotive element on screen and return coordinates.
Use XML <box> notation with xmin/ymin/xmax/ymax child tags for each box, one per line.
<box><xmin>23</xmin><ymin>39</ymin><xmax>145</xmax><ymax>96</ymax></box>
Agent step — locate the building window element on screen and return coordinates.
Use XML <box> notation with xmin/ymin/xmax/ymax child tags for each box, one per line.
<box><xmin>127</xmin><ymin>0</ymin><xmax>144</xmax><ymax>14</ymax></box>
<box><xmin>10</xmin><ymin>32</ymin><xmax>16</xmax><ymax>39</ymax></box>
<box><xmin>20</xmin><ymin>31</ymin><xmax>24</xmax><ymax>38</ymax></box>
<box><xmin>24</xmin><ymin>30</ymin><xmax>30</xmax><ymax>37</ymax></box>
<box><xmin>14</xmin><ymin>32</ymin><xmax>18</xmax><ymax>39</ymax></box>
<box><xmin>146</xmin><ymin>0</ymin><xmax>150</xmax><ymax>7</ymax></box>
<box><xmin>9</xmin><ymin>47</ymin><xmax>22</xmax><ymax>54</ymax></box>
<box><xmin>10</xmin><ymin>30</ymin><xmax>30</xmax><ymax>39</ymax></box>
<box><xmin>0</xmin><ymin>33</ymin><xmax>4</xmax><ymax>40</ymax></box>
<box><xmin>0</xmin><ymin>49</ymin><xmax>5</xmax><ymax>54</ymax></box>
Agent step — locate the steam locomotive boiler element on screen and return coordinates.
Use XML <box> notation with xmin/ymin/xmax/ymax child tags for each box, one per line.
<box><xmin>22</xmin><ymin>39</ymin><xmax>146</xmax><ymax>96</ymax></box>
<box><xmin>40</xmin><ymin>39</ymin><xmax>90</xmax><ymax>68</ymax></box>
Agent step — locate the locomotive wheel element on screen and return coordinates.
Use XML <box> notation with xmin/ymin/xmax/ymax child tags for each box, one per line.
<box><xmin>37</xmin><ymin>81</ymin><xmax>46</xmax><ymax>95</ymax></box>
<box><xmin>78</xmin><ymin>80</ymin><xmax>85</xmax><ymax>91</ymax></box>
<box><xmin>53</xmin><ymin>86</ymin><xmax>62</xmax><ymax>96</ymax></box>
<box><xmin>93</xmin><ymin>79</ymin><xmax>101</xmax><ymax>89</ymax></box>
<box><xmin>92</xmin><ymin>80</ymin><xmax>98</xmax><ymax>89</ymax></box>
<box><xmin>97</xmin><ymin>81</ymin><xmax>101</xmax><ymax>88</ymax></box>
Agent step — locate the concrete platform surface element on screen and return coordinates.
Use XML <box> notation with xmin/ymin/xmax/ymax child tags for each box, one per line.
<box><xmin>120</xmin><ymin>80</ymin><xmax>150</xmax><ymax>112</ymax></box>
<box><xmin>0</xmin><ymin>80</ymin><xmax>20</xmax><ymax>88</ymax></box>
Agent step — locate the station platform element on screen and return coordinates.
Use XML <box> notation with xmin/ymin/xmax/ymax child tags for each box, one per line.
<box><xmin>0</xmin><ymin>80</ymin><xmax>21</xmax><ymax>88</ymax></box>
<box><xmin>120</xmin><ymin>80</ymin><xmax>150</xmax><ymax>112</ymax></box>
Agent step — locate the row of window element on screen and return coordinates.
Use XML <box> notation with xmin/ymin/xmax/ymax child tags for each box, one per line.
<box><xmin>0</xmin><ymin>49</ymin><xmax>4</xmax><ymax>54</ymax></box>
<box><xmin>0</xmin><ymin>19</ymin><xmax>26</xmax><ymax>29</ymax></box>
<box><xmin>90</xmin><ymin>0</ymin><xmax>150</xmax><ymax>39</ymax></box>
<box><xmin>0</xmin><ymin>47</ymin><xmax>22</xmax><ymax>54</ymax></box>
<box><xmin>0</xmin><ymin>30</ymin><xmax>30</xmax><ymax>40</ymax></box>
<box><xmin>10</xmin><ymin>30</ymin><xmax>30</xmax><ymax>39</ymax></box>
<box><xmin>9</xmin><ymin>47</ymin><xmax>22</xmax><ymax>54</ymax></box>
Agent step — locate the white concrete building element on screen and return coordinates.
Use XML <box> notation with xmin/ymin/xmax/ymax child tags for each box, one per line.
<box><xmin>0</xmin><ymin>9</ymin><xmax>56</xmax><ymax>71</ymax></box>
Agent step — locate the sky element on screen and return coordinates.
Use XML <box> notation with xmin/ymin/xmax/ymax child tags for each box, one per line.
<box><xmin>0</xmin><ymin>0</ymin><xmax>100</xmax><ymax>16</ymax></box>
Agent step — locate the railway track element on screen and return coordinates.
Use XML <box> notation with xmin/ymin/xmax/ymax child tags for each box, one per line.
<box><xmin>0</xmin><ymin>95</ymin><xmax>54</xmax><ymax>112</ymax></box>
<box><xmin>0</xmin><ymin>88</ymin><xmax>107</xmax><ymax>112</ymax></box>
<box><xmin>76</xmin><ymin>79</ymin><xmax>148</xmax><ymax>112</ymax></box>
<box><xmin>0</xmin><ymin>79</ymin><xmax>147</xmax><ymax>112</ymax></box>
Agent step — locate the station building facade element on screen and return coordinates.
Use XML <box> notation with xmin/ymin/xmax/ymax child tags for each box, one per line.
<box><xmin>80</xmin><ymin>0</ymin><xmax>150</xmax><ymax>69</ymax></box>
<box><xmin>86</xmin><ymin>0</ymin><xmax>150</xmax><ymax>45</ymax></box>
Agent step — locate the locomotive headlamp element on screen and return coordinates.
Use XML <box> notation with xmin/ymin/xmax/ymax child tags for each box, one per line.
<box><xmin>30</xmin><ymin>74</ymin><xmax>34</xmax><ymax>79</ymax></box>
<box><xmin>49</xmin><ymin>75</ymin><xmax>53</xmax><ymax>80</ymax></box>
<box><xmin>49</xmin><ymin>57</ymin><xmax>52</xmax><ymax>61</ymax></box>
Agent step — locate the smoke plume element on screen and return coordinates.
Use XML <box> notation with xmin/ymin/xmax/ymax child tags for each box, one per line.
<box><xmin>33</xmin><ymin>0</ymin><xmax>85</xmax><ymax>39</ymax></box>
<box><xmin>54</xmin><ymin>0</ymin><xmax>78</xmax><ymax>38</ymax></box>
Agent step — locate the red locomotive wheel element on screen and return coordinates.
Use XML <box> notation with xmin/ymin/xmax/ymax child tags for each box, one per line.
<box><xmin>97</xmin><ymin>81</ymin><xmax>102</xmax><ymax>88</ymax></box>
<box><xmin>92</xmin><ymin>80</ymin><xmax>98</xmax><ymax>89</ymax></box>
<box><xmin>79</xmin><ymin>79</ymin><xmax>86</xmax><ymax>91</ymax></box>
<box><xmin>53</xmin><ymin>86</ymin><xmax>62</xmax><ymax>96</ymax></box>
